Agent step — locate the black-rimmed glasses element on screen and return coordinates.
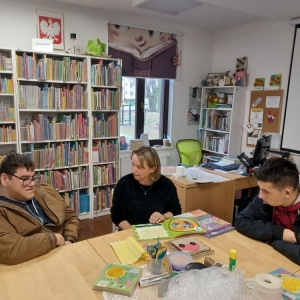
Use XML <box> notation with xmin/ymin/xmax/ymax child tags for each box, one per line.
<box><xmin>7</xmin><ymin>173</ymin><xmax>41</xmax><ymax>186</ymax></box>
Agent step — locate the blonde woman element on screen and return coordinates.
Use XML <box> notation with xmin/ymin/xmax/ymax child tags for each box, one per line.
<box><xmin>111</xmin><ymin>146</ymin><xmax>181</xmax><ymax>230</ymax></box>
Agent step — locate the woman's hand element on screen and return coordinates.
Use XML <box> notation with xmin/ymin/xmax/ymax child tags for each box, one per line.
<box><xmin>149</xmin><ymin>212</ymin><xmax>165</xmax><ymax>224</ymax></box>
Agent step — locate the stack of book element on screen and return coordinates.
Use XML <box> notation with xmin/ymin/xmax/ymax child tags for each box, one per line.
<box><xmin>130</xmin><ymin>139</ymin><xmax>143</xmax><ymax>150</ymax></box>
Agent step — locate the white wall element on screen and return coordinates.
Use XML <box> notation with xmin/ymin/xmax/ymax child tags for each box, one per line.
<box><xmin>212</xmin><ymin>20</ymin><xmax>300</xmax><ymax>165</ymax></box>
<box><xmin>0</xmin><ymin>0</ymin><xmax>214</xmax><ymax>166</ymax></box>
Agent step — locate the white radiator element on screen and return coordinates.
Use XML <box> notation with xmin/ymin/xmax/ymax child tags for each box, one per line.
<box><xmin>159</xmin><ymin>155</ymin><xmax>168</xmax><ymax>167</ymax></box>
<box><xmin>120</xmin><ymin>152</ymin><xmax>169</xmax><ymax>178</ymax></box>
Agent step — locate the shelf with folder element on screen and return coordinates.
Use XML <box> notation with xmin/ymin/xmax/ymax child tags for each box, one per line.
<box><xmin>199</xmin><ymin>86</ymin><xmax>246</xmax><ymax>159</ymax></box>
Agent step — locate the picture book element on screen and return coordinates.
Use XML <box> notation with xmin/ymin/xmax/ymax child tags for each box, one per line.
<box><xmin>269</xmin><ymin>268</ymin><xmax>300</xmax><ymax>299</ymax></box>
<box><xmin>171</xmin><ymin>236</ymin><xmax>210</xmax><ymax>254</ymax></box>
<box><xmin>191</xmin><ymin>210</ymin><xmax>232</xmax><ymax>234</ymax></box>
<box><xmin>132</xmin><ymin>217</ymin><xmax>205</xmax><ymax>241</ymax></box>
<box><xmin>93</xmin><ymin>263</ymin><xmax>143</xmax><ymax>296</ymax></box>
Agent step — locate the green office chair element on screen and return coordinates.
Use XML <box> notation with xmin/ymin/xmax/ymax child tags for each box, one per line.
<box><xmin>176</xmin><ymin>139</ymin><xmax>202</xmax><ymax>167</ymax></box>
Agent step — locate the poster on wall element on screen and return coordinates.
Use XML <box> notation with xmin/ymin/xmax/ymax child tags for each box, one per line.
<box><xmin>187</xmin><ymin>87</ymin><xmax>200</xmax><ymax>125</ymax></box>
<box><xmin>108</xmin><ymin>23</ymin><xmax>182</xmax><ymax>79</ymax></box>
<box><xmin>36</xmin><ymin>9</ymin><xmax>64</xmax><ymax>50</ymax></box>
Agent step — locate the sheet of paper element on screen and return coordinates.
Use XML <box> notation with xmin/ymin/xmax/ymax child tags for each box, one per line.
<box><xmin>134</xmin><ymin>224</ymin><xmax>169</xmax><ymax>240</ymax></box>
<box><xmin>250</xmin><ymin>108</ymin><xmax>263</xmax><ymax>129</ymax></box>
<box><xmin>266</xmin><ymin>96</ymin><xmax>280</xmax><ymax>108</ymax></box>
<box><xmin>110</xmin><ymin>236</ymin><xmax>147</xmax><ymax>265</ymax></box>
<box><xmin>184</xmin><ymin>167</ymin><xmax>229</xmax><ymax>183</ymax></box>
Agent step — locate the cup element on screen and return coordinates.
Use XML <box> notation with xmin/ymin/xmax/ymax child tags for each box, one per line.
<box><xmin>175</xmin><ymin>166</ymin><xmax>185</xmax><ymax>177</ymax></box>
<box><xmin>148</xmin><ymin>257</ymin><xmax>164</xmax><ymax>275</ymax></box>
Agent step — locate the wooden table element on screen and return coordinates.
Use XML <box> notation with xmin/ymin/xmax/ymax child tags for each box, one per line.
<box><xmin>126</xmin><ymin>229</ymin><xmax>298</xmax><ymax>278</ymax></box>
<box><xmin>0</xmin><ymin>241</ymin><xmax>107</xmax><ymax>300</ymax></box>
<box><xmin>168</xmin><ymin>175</ymin><xmax>235</xmax><ymax>223</ymax></box>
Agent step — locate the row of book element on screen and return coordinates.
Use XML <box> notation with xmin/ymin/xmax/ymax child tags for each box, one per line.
<box><xmin>93</xmin><ymin>186</ymin><xmax>113</xmax><ymax>211</ymax></box>
<box><xmin>91</xmin><ymin>89</ymin><xmax>119</xmax><ymax>110</ymax></box>
<box><xmin>0</xmin><ymin>77</ymin><xmax>14</xmax><ymax>94</ymax></box>
<box><xmin>91</xmin><ymin>61</ymin><xmax>121</xmax><ymax>87</ymax></box>
<box><xmin>38</xmin><ymin>166</ymin><xmax>89</xmax><ymax>192</ymax></box>
<box><xmin>93</xmin><ymin>113</ymin><xmax>118</xmax><ymax>138</ymax></box>
<box><xmin>63</xmin><ymin>190</ymin><xmax>90</xmax><ymax>215</ymax></box>
<box><xmin>16</xmin><ymin>53</ymin><xmax>88</xmax><ymax>82</ymax></box>
<box><xmin>93</xmin><ymin>163</ymin><xmax>118</xmax><ymax>186</ymax></box>
<box><xmin>0</xmin><ymin>55</ymin><xmax>12</xmax><ymax>71</ymax></box>
<box><xmin>202</xmin><ymin>110</ymin><xmax>231</xmax><ymax>132</ymax></box>
<box><xmin>0</xmin><ymin>125</ymin><xmax>16</xmax><ymax>142</ymax></box>
<box><xmin>0</xmin><ymin>102</ymin><xmax>15</xmax><ymax>122</ymax></box>
<box><xmin>200</xmin><ymin>130</ymin><xmax>229</xmax><ymax>154</ymax></box>
<box><xmin>20</xmin><ymin>113</ymin><xmax>88</xmax><ymax>142</ymax></box>
<box><xmin>19</xmin><ymin>84</ymin><xmax>88</xmax><ymax>110</ymax></box>
<box><xmin>92</xmin><ymin>140</ymin><xmax>118</xmax><ymax>163</ymax></box>
<box><xmin>23</xmin><ymin>141</ymin><xmax>89</xmax><ymax>169</ymax></box>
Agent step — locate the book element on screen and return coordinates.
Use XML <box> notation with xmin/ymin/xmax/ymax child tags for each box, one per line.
<box><xmin>93</xmin><ymin>263</ymin><xmax>143</xmax><ymax>296</ymax></box>
<box><xmin>269</xmin><ymin>267</ymin><xmax>300</xmax><ymax>299</ymax></box>
<box><xmin>132</xmin><ymin>217</ymin><xmax>205</xmax><ymax>241</ymax></box>
<box><xmin>188</xmin><ymin>209</ymin><xmax>232</xmax><ymax>234</ymax></box>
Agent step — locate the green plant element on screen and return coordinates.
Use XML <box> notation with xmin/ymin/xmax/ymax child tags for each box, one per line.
<box><xmin>87</xmin><ymin>38</ymin><xmax>106</xmax><ymax>56</ymax></box>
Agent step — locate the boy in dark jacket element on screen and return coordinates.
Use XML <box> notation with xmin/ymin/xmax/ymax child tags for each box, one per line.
<box><xmin>235</xmin><ymin>158</ymin><xmax>300</xmax><ymax>265</ymax></box>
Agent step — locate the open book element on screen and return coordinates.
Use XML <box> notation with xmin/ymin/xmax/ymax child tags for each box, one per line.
<box><xmin>132</xmin><ymin>216</ymin><xmax>205</xmax><ymax>241</ymax></box>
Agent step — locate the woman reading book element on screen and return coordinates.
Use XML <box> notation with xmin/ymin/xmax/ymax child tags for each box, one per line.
<box><xmin>110</xmin><ymin>146</ymin><xmax>181</xmax><ymax>230</ymax></box>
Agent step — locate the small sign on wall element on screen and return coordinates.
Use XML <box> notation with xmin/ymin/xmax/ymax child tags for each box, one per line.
<box><xmin>32</xmin><ymin>38</ymin><xmax>53</xmax><ymax>52</ymax></box>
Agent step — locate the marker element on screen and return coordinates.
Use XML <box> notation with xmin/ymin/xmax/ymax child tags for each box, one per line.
<box><xmin>229</xmin><ymin>249</ymin><xmax>237</xmax><ymax>271</ymax></box>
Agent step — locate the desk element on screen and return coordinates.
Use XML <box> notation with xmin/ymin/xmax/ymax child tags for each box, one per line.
<box><xmin>0</xmin><ymin>241</ymin><xmax>106</xmax><ymax>300</ymax></box>
<box><xmin>167</xmin><ymin>175</ymin><xmax>235</xmax><ymax>223</ymax></box>
<box><xmin>164</xmin><ymin>167</ymin><xmax>258</xmax><ymax>224</ymax></box>
<box><xmin>126</xmin><ymin>229</ymin><xmax>299</xmax><ymax>278</ymax></box>
<box><xmin>197</xmin><ymin>167</ymin><xmax>258</xmax><ymax>191</ymax></box>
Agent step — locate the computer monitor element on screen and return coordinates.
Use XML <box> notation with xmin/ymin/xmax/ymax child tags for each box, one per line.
<box><xmin>252</xmin><ymin>135</ymin><xmax>272</xmax><ymax>166</ymax></box>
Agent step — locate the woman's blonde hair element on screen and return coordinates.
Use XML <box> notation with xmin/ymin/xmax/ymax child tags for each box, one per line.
<box><xmin>131</xmin><ymin>146</ymin><xmax>161</xmax><ymax>182</ymax></box>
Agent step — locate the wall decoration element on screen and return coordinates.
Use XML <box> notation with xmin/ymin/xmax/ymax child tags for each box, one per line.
<box><xmin>108</xmin><ymin>23</ymin><xmax>182</xmax><ymax>79</ymax></box>
<box><xmin>36</xmin><ymin>9</ymin><xmax>64</xmax><ymax>50</ymax></box>
<box><xmin>253</xmin><ymin>78</ymin><xmax>265</xmax><ymax>90</ymax></box>
<box><xmin>206</xmin><ymin>73</ymin><xmax>225</xmax><ymax>86</ymax></box>
<box><xmin>187</xmin><ymin>87</ymin><xmax>200</xmax><ymax>125</ymax></box>
<box><xmin>269</xmin><ymin>74</ymin><xmax>282</xmax><ymax>90</ymax></box>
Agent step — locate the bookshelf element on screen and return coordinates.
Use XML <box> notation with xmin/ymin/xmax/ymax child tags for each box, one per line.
<box><xmin>12</xmin><ymin>50</ymin><xmax>122</xmax><ymax>220</ymax></box>
<box><xmin>89</xmin><ymin>56</ymin><xmax>121</xmax><ymax>218</ymax></box>
<box><xmin>198</xmin><ymin>86</ymin><xmax>246</xmax><ymax>159</ymax></box>
<box><xmin>0</xmin><ymin>48</ymin><xmax>19</xmax><ymax>160</ymax></box>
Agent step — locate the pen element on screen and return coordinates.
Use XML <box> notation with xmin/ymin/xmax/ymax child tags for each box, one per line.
<box><xmin>135</xmin><ymin>224</ymin><xmax>162</xmax><ymax>228</ymax></box>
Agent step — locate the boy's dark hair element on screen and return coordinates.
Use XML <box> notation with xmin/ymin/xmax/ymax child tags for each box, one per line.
<box><xmin>0</xmin><ymin>153</ymin><xmax>35</xmax><ymax>177</ymax></box>
<box><xmin>255</xmin><ymin>158</ymin><xmax>299</xmax><ymax>190</ymax></box>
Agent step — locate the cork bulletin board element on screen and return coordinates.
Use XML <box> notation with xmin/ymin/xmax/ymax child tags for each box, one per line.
<box><xmin>246</xmin><ymin>90</ymin><xmax>284</xmax><ymax>147</ymax></box>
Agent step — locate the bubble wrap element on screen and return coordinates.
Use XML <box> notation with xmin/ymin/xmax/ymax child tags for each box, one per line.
<box><xmin>163</xmin><ymin>266</ymin><xmax>245</xmax><ymax>300</ymax></box>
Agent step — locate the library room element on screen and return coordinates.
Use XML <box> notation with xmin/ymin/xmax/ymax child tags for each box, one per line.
<box><xmin>1</xmin><ymin>0</ymin><xmax>300</xmax><ymax>299</ymax></box>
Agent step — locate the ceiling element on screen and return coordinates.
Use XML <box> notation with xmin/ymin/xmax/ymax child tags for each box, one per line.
<box><xmin>48</xmin><ymin>0</ymin><xmax>300</xmax><ymax>31</ymax></box>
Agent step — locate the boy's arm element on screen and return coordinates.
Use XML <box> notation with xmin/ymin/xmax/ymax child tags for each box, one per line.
<box><xmin>0</xmin><ymin>216</ymin><xmax>56</xmax><ymax>265</ymax></box>
<box><xmin>235</xmin><ymin>196</ymin><xmax>284</xmax><ymax>241</ymax></box>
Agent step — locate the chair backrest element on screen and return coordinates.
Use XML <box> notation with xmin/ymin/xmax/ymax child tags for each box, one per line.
<box><xmin>176</xmin><ymin>139</ymin><xmax>202</xmax><ymax>166</ymax></box>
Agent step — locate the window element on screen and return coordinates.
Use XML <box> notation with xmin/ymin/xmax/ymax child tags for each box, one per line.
<box><xmin>120</xmin><ymin>77</ymin><xmax>170</xmax><ymax>142</ymax></box>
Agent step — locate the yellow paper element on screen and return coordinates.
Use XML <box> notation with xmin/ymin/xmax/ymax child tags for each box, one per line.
<box><xmin>110</xmin><ymin>236</ymin><xmax>149</xmax><ymax>265</ymax></box>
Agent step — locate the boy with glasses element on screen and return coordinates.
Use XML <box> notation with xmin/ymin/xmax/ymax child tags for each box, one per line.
<box><xmin>0</xmin><ymin>153</ymin><xmax>80</xmax><ymax>265</ymax></box>
<box><xmin>235</xmin><ymin>158</ymin><xmax>300</xmax><ymax>265</ymax></box>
